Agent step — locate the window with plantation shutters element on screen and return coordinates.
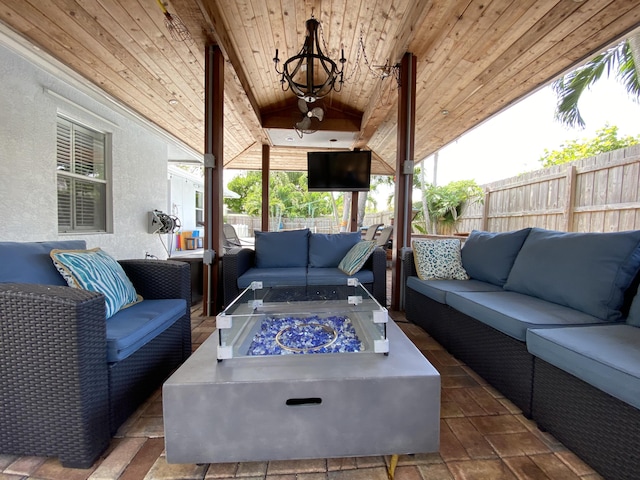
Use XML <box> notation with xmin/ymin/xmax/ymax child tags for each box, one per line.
<box><xmin>56</xmin><ymin>117</ymin><xmax>108</xmax><ymax>232</ymax></box>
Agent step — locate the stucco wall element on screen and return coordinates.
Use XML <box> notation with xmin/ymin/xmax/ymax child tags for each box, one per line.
<box><xmin>0</xmin><ymin>43</ymin><xmax>175</xmax><ymax>259</ymax></box>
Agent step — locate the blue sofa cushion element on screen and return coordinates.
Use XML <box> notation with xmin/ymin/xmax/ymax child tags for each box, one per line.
<box><xmin>306</xmin><ymin>267</ymin><xmax>374</xmax><ymax>285</ymax></box>
<box><xmin>446</xmin><ymin>291</ymin><xmax>604</xmax><ymax>341</ymax></box>
<box><xmin>237</xmin><ymin>267</ymin><xmax>307</xmax><ymax>289</ymax></box>
<box><xmin>406</xmin><ymin>276</ymin><xmax>502</xmax><ymax>304</ymax></box>
<box><xmin>527</xmin><ymin>324</ymin><xmax>640</xmax><ymax>410</ymax></box>
<box><xmin>106</xmin><ymin>298</ymin><xmax>186</xmax><ymax>362</ymax></box>
<box><xmin>627</xmin><ymin>289</ymin><xmax>640</xmax><ymax>327</ymax></box>
<box><xmin>461</xmin><ymin>228</ymin><xmax>531</xmax><ymax>286</ymax></box>
<box><xmin>0</xmin><ymin>240</ymin><xmax>86</xmax><ymax>286</ymax></box>
<box><xmin>255</xmin><ymin>229</ymin><xmax>310</xmax><ymax>268</ymax></box>
<box><xmin>309</xmin><ymin>232</ymin><xmax>361</xmax><ymax>268</ymax></box>
<box><xmin>504</xmin><ymin>228</ymin><xmax>640</xmax><ymax>320</ymax></box>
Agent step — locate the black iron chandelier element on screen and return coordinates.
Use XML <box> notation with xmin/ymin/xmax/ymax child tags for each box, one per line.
<box><xmin>273</xmin><ymin>16</ymin><xmax>346</xmax><ymax>103</ymax></box>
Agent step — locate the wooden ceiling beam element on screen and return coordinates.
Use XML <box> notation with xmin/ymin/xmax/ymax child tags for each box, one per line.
<box><xmin>194</xmin><ymin>0</ymin><xmax>264</xmax><ymax>138</ymax></box>
<box><xmin>353</xmin><ymin>0</ymin><xmax>431</xmax><ymax>150</ymax></box>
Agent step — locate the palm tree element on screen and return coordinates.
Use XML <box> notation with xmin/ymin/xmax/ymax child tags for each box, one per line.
<box><xmin>553</xmin><ymin>30</ymin><xmax>640</xmax><ymax>128</ymax></box>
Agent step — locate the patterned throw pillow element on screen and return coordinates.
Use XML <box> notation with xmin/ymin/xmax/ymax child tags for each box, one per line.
<box><xmin>50</xmin><ymin>248</ymin><xmax>140</xmax><ymax>318</ymax></box>
<box><xmin>338</xmin><ymin>240</ymin><xmax>377</xmax><ymax>276</ymax></box>
<box><xmin>412</xmin><ymin>238</ymin><xmax>469</xmax><ymax>280</ymax></box>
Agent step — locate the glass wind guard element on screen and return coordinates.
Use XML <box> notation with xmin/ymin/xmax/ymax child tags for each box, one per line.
<box><xmin>216</xmin><ymin>281</ymin><xmax>388</xmax><ymax>360</ymax></box>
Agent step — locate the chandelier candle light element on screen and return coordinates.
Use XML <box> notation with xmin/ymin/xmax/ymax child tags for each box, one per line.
<box><xmin>274</xmin><ymin>16</ymin><xmax>346</xmax><ymax>103</ymax></box>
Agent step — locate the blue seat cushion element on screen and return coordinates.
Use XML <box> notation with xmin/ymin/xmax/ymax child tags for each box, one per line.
<box><xmin>306</xmin><ymin>267</ymin><xmax>374</xmax><ymax>285</ymax></box>
<box><xmin>461</xmin><ymin>228</ymin><xmax>531</xmax><ymax>286</ymax></box>
<box><xmin>446</xmin><ymin>291</ymin><xmax>604</xmax><ymax>341</ymax></box>
<box><xmin>527</xmin><ymin>324</ymin><xmax>640</xmax><ymax>410</ymax></box>
<box><xmin>105</xmin><ymin>298</ymin><xmax>186</xmax><ymax>362</ymax></box>
<box><xmin>0</xmin><ymin>240</ymin><xmax>87</xmax><ymax>286</ymax></box>
<box><xmin>309</xmin><ymin>232</ymin><xmax>361</xmax><ymax>268</ymax></box>
<box><xmin>237</xmin><ymin>267</ymin><xmax>307</xmax><ymax>288</ymax></box>
<box><xmin>254</xmin><ymin>229</ymin><xmax>310</xmax><ymax>268</ymax></box>
<box><xmin>504</xmin><ymin>228</ymin><xmax>640</xmax><ymax>320</ymax></box>
<box><xmin>406</xmin><ymin>276</ymin><xmax>502</xmax><ymax>304</ymax></box>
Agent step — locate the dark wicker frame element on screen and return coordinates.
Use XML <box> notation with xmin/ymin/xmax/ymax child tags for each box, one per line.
<box><xmin>402</xmin><ymin>249</ymin><xmax>534</xmax><ymax>417</ymax></box>
<box><xmin>532</xmin><ymin>359</ymin><xmax>640</xmax><ymax>480</ymax></box>
<box><xmin>222</xmin><ymin>246</ymin><xmax>387</xmax><ymax>308</ymax></box>
<box><xmin>0</xmin><ymin>259</ymin><xmax>191</xmax><ymax>468</ymax></box>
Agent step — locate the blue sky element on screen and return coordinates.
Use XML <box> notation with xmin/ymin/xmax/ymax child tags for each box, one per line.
<box><xmin>423</xmin><ymin>76</ymin><xmax>640</xmax><ymax>186</ymax></box>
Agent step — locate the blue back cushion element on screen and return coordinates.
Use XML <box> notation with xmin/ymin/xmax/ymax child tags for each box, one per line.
<box><xmin>309</xmin><ymin>232</ymin><xmax>361</xmax><ymax>268</ymax></box>
<box><xmin>0</xmin><ymin>240</ymin><xmax>87</xmax><ymax>285</ymax></box>
<box><xmin>626</xmin><ymin>288</ymin><xmax>640</xmax><ymax>327</ymax></box>
<box><xmin>461</xmin><ymin>228</ymin><xmax>531</xmax><ymax>286</ymax></box>
<box><xmin>504</xmin><ymin>228</ymin><xmax>640</xmax><ymax>320</ymax></box>
<box><xmin>255</xmin><ymin>229</ymin><xmax>310</xmax><ymax>268</ymax></box>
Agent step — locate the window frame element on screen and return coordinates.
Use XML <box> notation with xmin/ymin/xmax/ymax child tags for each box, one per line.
<box><xmin>56</xmin><ymin>115</ymin><xmax>112</xmax><ymax>234</ymax></box>
<box><xmin>195</xmin><ymin>189</ymin><xmax>204</xmax><ymax>226</ymax></box>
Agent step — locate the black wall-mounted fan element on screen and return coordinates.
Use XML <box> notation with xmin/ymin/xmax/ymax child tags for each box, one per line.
<box><xmin>294</xmin><ymin>98</ymin><xmax>324</xmax><ymax>137</ymax></box>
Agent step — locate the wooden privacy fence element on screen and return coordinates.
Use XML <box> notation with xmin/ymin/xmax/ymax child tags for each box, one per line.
<box><xmin>457</xmin><ymin>145</ymin><xmax>640</xmax><ymax>234</ymax></box>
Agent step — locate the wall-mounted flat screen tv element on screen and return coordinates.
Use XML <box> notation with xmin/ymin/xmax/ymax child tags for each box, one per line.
<box><xmin>307</xmin><ymin>150</ymin><xmax>372</xmax><ymax>192</ymax></box>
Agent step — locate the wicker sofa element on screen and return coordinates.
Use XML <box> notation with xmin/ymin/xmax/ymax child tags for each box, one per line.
<box><xmin>0</xmin><ymin>240</ymin><xmax>191</xmax><ymax>468</ymax></box>
<box><xmin>403</xmin><ymin>227</ymin><xmax>640</xmax><ymax>480</ymax></box>
<box><xmin>223</xmin><ymin>229</ymin><xmax>387</xmax><ymax>307</ymax></box>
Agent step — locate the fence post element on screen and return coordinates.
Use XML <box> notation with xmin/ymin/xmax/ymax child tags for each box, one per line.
<box><xmin>482</xmin><ymin>188</ymin><xmax>490</xmax><ymax>231</ymax></box>
<box><xmin>563</xmin><ymin>165</ymin><xmax>577</xmax><ymax>232</ymax></box>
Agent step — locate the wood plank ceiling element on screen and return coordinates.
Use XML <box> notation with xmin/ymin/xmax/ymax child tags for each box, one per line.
<box><xmin>1</xmin><ymin>0</ymin><xmax>638</xmax><ymax>175</ymax></box>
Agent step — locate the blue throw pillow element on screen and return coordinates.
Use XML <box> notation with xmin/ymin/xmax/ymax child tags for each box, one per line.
<box><xmin>255</xmin><ymin>229</ymin><xmax>310</xmax><ymax>268</ymax></box>
<box><xmin>50</xmin><ymin>248</ymin><xmax>141</xmax><ymax>319</ymax></box>
<box><xmin>461</xmin><ymin>228</ymin><xmax>531</xmax><ymax>286</ymax></box>
<box><xmin>309</xmin><ymin>232</ymin><xmax>361</xmax><ymax>268</ymax></box>
<box><xmin>504</xmin><ymin>228</ymin><xmax>640</xmax><ymax>320</ymax></box>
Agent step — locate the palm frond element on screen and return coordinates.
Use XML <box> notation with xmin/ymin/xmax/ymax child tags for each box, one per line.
<box><xmin>617</xmin><ymin>42</ymin><xmax>640</xmax><ymax>101</ymax></box>
<box><xmin>553</xmin><ymin>42</ymin><xmax>628</xmax><ymax>128</ymax></box>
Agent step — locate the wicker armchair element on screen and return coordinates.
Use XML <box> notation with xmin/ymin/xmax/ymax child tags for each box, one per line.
<box><xmin>0</xmin><ymin>258</ymin><xmax>191</xmax><ymax>468</ymax></box>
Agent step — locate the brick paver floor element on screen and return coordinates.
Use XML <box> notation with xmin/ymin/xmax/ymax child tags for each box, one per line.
<box><xmin>0</xmin><ymin>273</ymin><xmax>603</xmax><ymax>480</ymax></box>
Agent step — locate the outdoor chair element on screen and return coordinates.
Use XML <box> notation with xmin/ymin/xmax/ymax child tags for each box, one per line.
<box><xmin>363</xmin><ymin>223</ymin><xmax>383</xmax><ymax>241</ymax></box>
<box><xmin>223</xmin><ymin>223</ymin><xmax>254</xmax><ymax>253</ymax></box>
<box><xmin>376</xmin><ymin>226</ymin><xmax>393</xmax><ymax>248</ymax></box>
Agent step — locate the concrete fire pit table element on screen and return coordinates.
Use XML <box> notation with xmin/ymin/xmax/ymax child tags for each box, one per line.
<box><xmin>163</xmin><ymin>282</ymin><xmax>440</xmax><ymax>464</ymax></box>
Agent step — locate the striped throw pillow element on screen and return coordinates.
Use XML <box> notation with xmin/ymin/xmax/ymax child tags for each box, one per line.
<box><xmin>50</xmin><ymin>248</ymin><xmax>140</xmax><ymax>318</ymax></box>
<box><xmin>338</xmin><ymin>240</ymin><xmax>377</xmax><ymax>276</ymax></box>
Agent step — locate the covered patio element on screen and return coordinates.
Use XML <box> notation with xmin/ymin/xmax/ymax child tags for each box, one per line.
<box><xmin>1</xmin><ymin>0</ymin><xmax>638</xmax><ymax>311</ymax></box>
<box><xmin>1</xmin><ymin>1</ymin><xmax>639</xmax><ymax>479</ymax></box>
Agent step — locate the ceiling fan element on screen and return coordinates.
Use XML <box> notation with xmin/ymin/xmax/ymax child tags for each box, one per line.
<box><xmin>294</xmin><ymin>98</ymin><xmax>324</xmax><ymax>138</ymax></box>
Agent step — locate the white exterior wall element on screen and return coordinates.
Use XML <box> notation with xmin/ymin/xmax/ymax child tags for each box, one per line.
<box><xmin>0</xmin><ymin>42</ymin><xmax>180</xmax><ymax>259</ymax></box>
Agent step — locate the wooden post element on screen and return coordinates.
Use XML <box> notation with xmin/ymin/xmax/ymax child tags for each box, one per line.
<box><xmin>563</xmin><ymin>165</ymin><xmax>577</xmax><ymax>232</ymax></box>
<box><xmin>391</xmin><ymin>52</ymin><xmax>416</xmax><ymax>311</ymax></box>
<box><xmin>262</xmin><ymin>144</ymin><xmax>270</xmax><ymax>232</ymax></box>
<box><xmin>350</xmin><ymin>191</ymin><xmax>359</xmax><ymax>232</ymax></box>
<box><xmin>482</xmin><ymin>188</ymin><xmax>491</xmax><ymax>231</ymax></box>
<box><xmin>202</xmin><ymin>45</ymin><xmax>224</xmax><ymax>316</ymax></box>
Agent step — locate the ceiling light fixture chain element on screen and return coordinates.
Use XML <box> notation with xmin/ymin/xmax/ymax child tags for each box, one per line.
<box><xmin>341</xmin><ymin>28</ymin><xmax>400</xmax><ymax>86</ymax></box>
<box><xmin>376</xmin><ymin>66</ymin><xmax>402</xmax><ymax>106</ymax></box>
